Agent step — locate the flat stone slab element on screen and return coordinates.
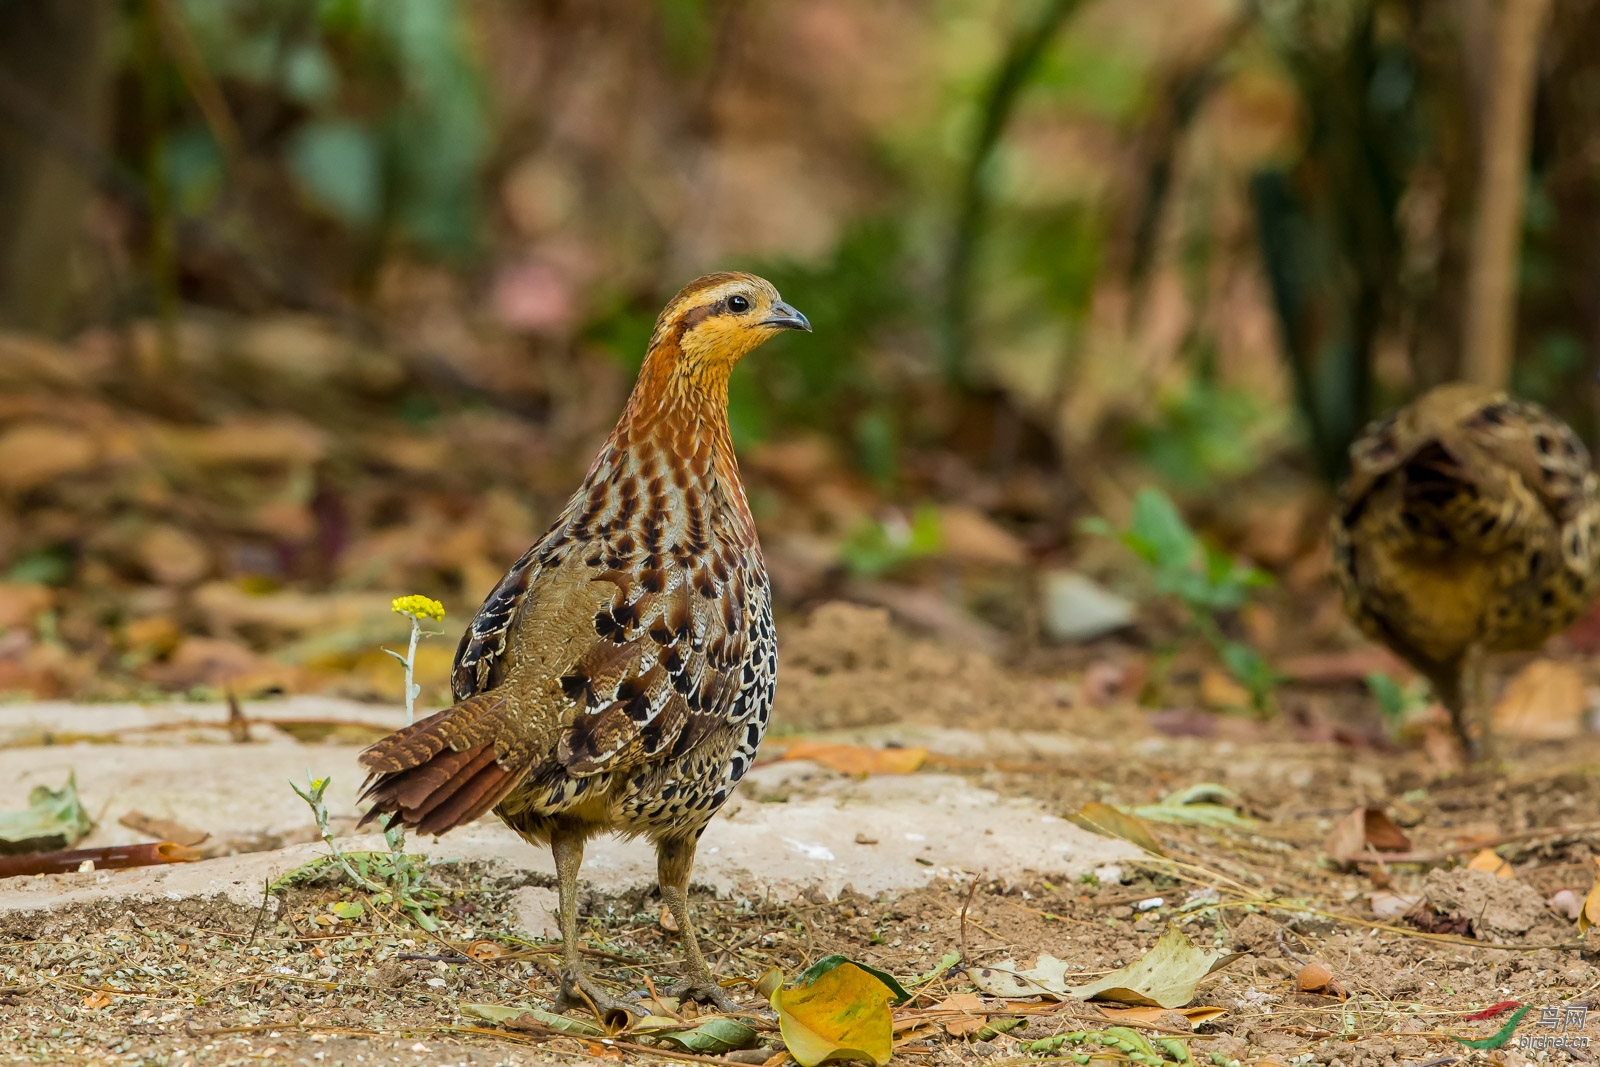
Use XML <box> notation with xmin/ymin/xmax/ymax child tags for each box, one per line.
<box><xmin>0</xmin><ymin>702</ymin><xmax>1137</xmax><ymax>919</ymax></box>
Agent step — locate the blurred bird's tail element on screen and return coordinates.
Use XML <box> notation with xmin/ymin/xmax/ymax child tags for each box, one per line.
<box><xmin>357</xmin><ymin>694</ymin><xmax>525</xmax><ymax>836</ymax></box>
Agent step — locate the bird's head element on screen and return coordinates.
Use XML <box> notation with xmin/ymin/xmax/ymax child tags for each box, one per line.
<box><xmin>645</xmin><ymin>271</ymin><xmax>810</xmax><ymax>390</ymax></box>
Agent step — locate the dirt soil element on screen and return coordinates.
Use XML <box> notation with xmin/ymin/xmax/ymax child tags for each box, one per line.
<box><xmin>3</xmin><ymin>603</ymin><xmax>1600</xmax><ymax>1067</ymax></box>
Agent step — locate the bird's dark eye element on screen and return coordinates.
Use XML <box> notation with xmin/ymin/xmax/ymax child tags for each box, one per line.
<box><xmin>727</xmin><ymin>294</ymin><xmax>750</xmax><ymax>313</ymax></box>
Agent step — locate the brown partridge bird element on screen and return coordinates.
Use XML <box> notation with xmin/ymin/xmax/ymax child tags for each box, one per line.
<box><xmin>358</xmin><ymin>272</ymin><xmax>808</xmax><ymax>1017</ymax></box>
<box><xmin>1331</xmin><ymin>382</ymin><xmax>1600</xmax><ymax>761</ymax></box>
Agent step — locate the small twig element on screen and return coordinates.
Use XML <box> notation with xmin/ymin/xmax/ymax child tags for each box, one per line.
<box><xmin>958</xmin><ymin>876</ymin><xmax>981</xmax><ymax>963</ymax></box>
<box><xmin>245</xmin><ymin>878</ymin><xmax>270</xmax><ymax>951</ymax></box>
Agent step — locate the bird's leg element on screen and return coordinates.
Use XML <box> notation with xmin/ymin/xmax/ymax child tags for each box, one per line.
<box><xmin>549</xmin><ymin>824</ymin><xmax>641</xmax><ymax>1020</ymax></box>
<box><xmin>1462</xmin><ymin>643</ymin><xmax>1494</xmax><ymax>765</ymax></box>
<box><xmin>657</xmin><ymin>833</ymin><xmax>739</xmax><ymax>1013</ymax></box>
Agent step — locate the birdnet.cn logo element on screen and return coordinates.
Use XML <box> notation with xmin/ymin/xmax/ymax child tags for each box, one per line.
<box><xmin>1520</xmin><ymin>1005</ymin><xmax>1591</xmax><ymax>1053</ymax></box>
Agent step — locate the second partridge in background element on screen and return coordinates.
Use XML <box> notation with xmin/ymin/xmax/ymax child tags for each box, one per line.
<box><xmin>1332</xmin><ymin>382</ymin><xmax>1600</xmax><ymax>761</ymax></box>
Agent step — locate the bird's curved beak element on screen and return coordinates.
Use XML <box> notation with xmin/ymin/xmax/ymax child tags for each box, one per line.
<box><xmin>761</xmin><ymin>301</ymin><xmax>811</xmax><ymax>332</ymax></box>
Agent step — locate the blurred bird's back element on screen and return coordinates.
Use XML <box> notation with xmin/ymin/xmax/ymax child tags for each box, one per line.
<box><xmin>1332</xmin><ymin>382</ymin><xmax>1600</xmax><ymax>672</ymax></box>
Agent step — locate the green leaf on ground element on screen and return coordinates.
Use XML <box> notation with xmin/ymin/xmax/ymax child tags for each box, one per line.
<box><xmin>1129</xmin><ymin>784</ymin><xmax>1258</xmax><ymax>830</ymax></box>
<box><xmin>460</xmin><ymin>1003</ymin><xmax>606</xmax><ymax>1037</ymax></box>
<box><xmin>655</xmin><ymin>1016</ymin><xmax>760</xmax><ymax>1054</ymax></box>
<box><xmin>0</xmin><ymin>774</ymin><xmax>93</xmax><ymax>854</ymax></box>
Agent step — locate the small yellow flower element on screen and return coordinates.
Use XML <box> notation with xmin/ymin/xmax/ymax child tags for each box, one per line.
<box><xmin>392</xmin><ymin>595</ymin><xmax>446</xmax><ymax>623</ymax></box>
<box><xmin>311</xmin><ymin>777</ymin><xmax>326</xmax><ymax>791</ymax></box>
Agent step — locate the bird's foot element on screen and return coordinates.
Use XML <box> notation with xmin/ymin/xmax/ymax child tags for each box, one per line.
<box><xmin>669</xmin><ymin>976</ymin><xmax>741</xmax><ymax>1014</ymax></box>
<box><xmin>553</xmin><ymin>967</ymin><xmax>645</xmax><ymax>1023</ymax></box>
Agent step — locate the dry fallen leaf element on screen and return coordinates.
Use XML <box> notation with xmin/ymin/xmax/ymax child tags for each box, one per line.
<box><xmin>1493</xmin><ymin>659</ymin><xmax>1587</xmax><ymax>739</ymax></box>
<box><xmin>117</xmin><ymin>811</ymin><xmax>209</xmax><ymax>848</ymax></box>
<box><xmin>1466</xmin><ymin>849</ymin><xmax>1513</xmax><ymax>879</ymax></box>
<box><xmin>1581</xmin><ymin>858</ymin><xmax>1600</xmax><ymax>934</ymax></box>
<box><xmin>1324</xmin><ymin>806</ymin><xmax>1412</xmax><ymax>864</ymax></box>
<box><xmin>779</xmin><ymin>741</ymin><xmax>927</xmax><ymax>776</ymax></box>
<box><xmin>1369</xmin><ymin>892</ymin><xmax>1422</xmax><ymax>919</ymax></box>
<box><xmin>81</xmin><ymin>990</ymin><xmax>114</xmax><ymax>1010</ymax></box>
<box><xmin>466</xmin><ymin>940</ymin><xmax>506</xmax><ymax>960</ymax></box>
<box><xmin>1199</xmin><ymin>669</ymin><xmax>1252</xmax><ymax>710</ymax></box>
<box><xmin>934</xmin><ymin>993</ymin><xmax>987</xmax><ymax>1037</ymax></box>
<box><xmin>1065</xmin><ymin>802</ymin><xmax>1165</xmax><ymax>856</ymax></box>
<box><xmin>1068</xmin><ymin>926</ymin><xmax>1243</xmax><ymax>1009</ymax></box>
<box><xmin>659</xmin><ymin>904</ymin><xmax>679</xmax><ymax>933</ymax></box>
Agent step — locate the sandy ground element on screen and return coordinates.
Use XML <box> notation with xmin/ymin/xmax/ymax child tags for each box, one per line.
<box><xmin>3</xmin><ymin>605</ymin><xmax>1599</xmax><ymax>1066</ymax></box>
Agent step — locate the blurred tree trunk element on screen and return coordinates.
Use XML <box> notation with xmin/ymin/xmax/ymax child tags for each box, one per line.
<box><xmin>1461</xmin><ymin>0</ymin><xmax>1553</xmax><ymax>387</ymax></box>
<box><xmin>0</xmin><ymin>1</ymin><xmax>112</xmax><ymax>335</ymax></box>
<box><xmin>1465</xmin><ymin>0</ymin><xmax>1548</xmax><ymax>388</ymax></box>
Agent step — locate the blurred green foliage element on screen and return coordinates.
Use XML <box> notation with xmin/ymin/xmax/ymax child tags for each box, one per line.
<box><xmin>1086</xmin><ymin>488</ymin><xmax>1276</xmax><ymax>709</ymax></box>
<box><xmin>838</xmin><ymin>506</ymin><xmax>944</xmax><ymax>579</ymax></box>
<box><xmin>1126</xmin><ymin>380</ymin><xmax>1282</xmax><ymax>491</ymax></box>
<box><xmin>174</xmin><ymin>0</ymin><xmax>488</xmax><ymax>256</ymax></box>
<box><xmin>1364</xmin><ymin>670</ymin><xmax>1429</xmax><ymax>738</ymax></box>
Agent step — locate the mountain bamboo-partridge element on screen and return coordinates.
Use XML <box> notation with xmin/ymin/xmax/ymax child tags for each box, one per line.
<box><xmin>358</xmin><ymin>272</ymin><xmax>809</xmax><ymax>1015</ymax></box>
<box><xmin>1332</xmin><ymin>382</ymin><xmax>1600</xmax><ymax>760</ymax></box>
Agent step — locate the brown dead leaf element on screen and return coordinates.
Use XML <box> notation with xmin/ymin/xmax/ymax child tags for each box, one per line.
<box><xmin>1199</xmin><ymin>669</ymin><xmax>1252</xmax><ymax>710</ymax></box>
<box><xmin>123</xmin><ymin>615</ymin><xmax>183</xmax><ymax>660</ymax></box>
<box><xmin>936</xmin><ymin>506</ymin><xmax>1027</xmax><ymax>566</ymax></box>
<box><xmin>1466</xmin><ymin>849</ymin><xmax>1513</xmax><ymax>879</ymax></box>
<box><xmin>0</xmin><ymin>583</ymin><xmax>53</xmax><ymax>632</ymax></box>
<box><xmin>136</xmin><ymin>524</ymin><xmax>211</xmax><ymax>586</ymax></box>
<box><xmin>934</xmin><ymin>993</ymin><xmax>987</xmax><ymax>1037</ymax></box>
<box><xmin>1066</xmin><ymin>802</ymin><xmax>1166</xmax><ymax>856</ymax></box>
<box><xmin>1493</xmin><ymin>659</ymin><xmax>1587</xmax><ymax>740</ymax></box>
<box><xmin>1093</xmin><ymin>1005</ymin><xmax>1196</xmax><ymax>1030</ymax></box>
<box><xmin>659</xmin><ymin>905</ymin><xmax>679</xmax><ymax>933</ymax></box>
<box><xmin>164</xmin><ymin>416</ymin><xmax>327</xmax><ymax>467</ymax></box>
<box><xmin>117</xmin><ymin>811</ymin><xmax>209</xmax><ymax>847</ymax></box>
<box><xmin>0</xmin><ymin>421</ymin><xmax>100</xmax><ymax>493</ymax></box>
<box><xmin>82</xmin><ymin>990</ymin><xmax>113</xmax><ymax>1009</ymax></box>
<box><xmin>466</xmin><ymin>940</ymin><xmax>507</xmax><ymax>960</ymax></box>
<box><xmin>779</xmin><ymin>741</ymin><xmax>927</xmax><ymax>776</ymax></box>
<box><xmin>1324</xmin><ymin>806</ymin><xmax>1412</xmax><ymax>864</ymax></box>
<box><xmin>142</xmin><ymin>637</ymin><xmax>299</xmax><ymax>694</ymax></box>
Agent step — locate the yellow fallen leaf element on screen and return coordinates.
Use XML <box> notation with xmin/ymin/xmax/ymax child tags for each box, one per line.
<box><xmin>1199</xmin><ymin>669</ymin><xmax>1251</xmax><ymax>710</ymax></box>
<box><xmin>1581</xmin><ymin>858</ymin><xmax>1600</xmax><ymax>934</ymax></box>
<box><xmin>759</xmin><ymin>960</ymin><xmax>899</xmax><ymax>1066</ymax></box>
<box><xmin>779</xmin><ymin>741</ymin><xmax>927</xmax><ymax>776</ymax></box>
<box><xmin>1066</xmin><ymin>802</ymin><xmax>1166</xmax><ymax>856</ymax></box>
<box><xmin>1467</xmin><ymin>849</ymin><xmax>1513</xmax><ymax>879</ymax></box>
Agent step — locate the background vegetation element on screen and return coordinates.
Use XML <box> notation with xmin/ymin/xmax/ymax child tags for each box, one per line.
<box><xmin>0</xmin><ymin>0</ymin><xmax>1592</xmax><ymax>714</ymax></box>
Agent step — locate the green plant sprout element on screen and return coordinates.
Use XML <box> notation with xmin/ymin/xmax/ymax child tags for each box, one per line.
<box><xmin>839</xmin><ymin>505</ymin><xmax>943</xmax><ymax>578</ymax></box>
<box><xmin>1365</xmin><ymin>672</ymin><xmax>1430</xmax><ymax>738</ymax></box>
<box><xmin>280</xmin><ymin>771</ymin><xmax>440</xmax><ymax>930</ymax></box>
<box><xmin>388</xmin><ymin>595</ymin><xmax>445</xmax><ymax>725</ymax></box>
<box><xmin>278</xmin><ymin>593</ymin><xmax>448</xmax><ymax>929</ymax></box>
<box><xmin>1085</xmin><ymin>487</ymin><xmax>1278</xmax><ymax>711</ymax></box>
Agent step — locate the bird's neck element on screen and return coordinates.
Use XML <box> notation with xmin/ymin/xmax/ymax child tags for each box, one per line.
<box><xmin>601</xmin><ymin>345</ymin><xmax>754</xmax><ymax>538</ymax></box>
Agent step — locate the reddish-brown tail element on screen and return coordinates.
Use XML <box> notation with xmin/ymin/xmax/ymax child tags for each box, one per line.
<box><xmin>357</xmin><ymin>695</ymin><xmax>525</xmax><ymax>837</ymax></box>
